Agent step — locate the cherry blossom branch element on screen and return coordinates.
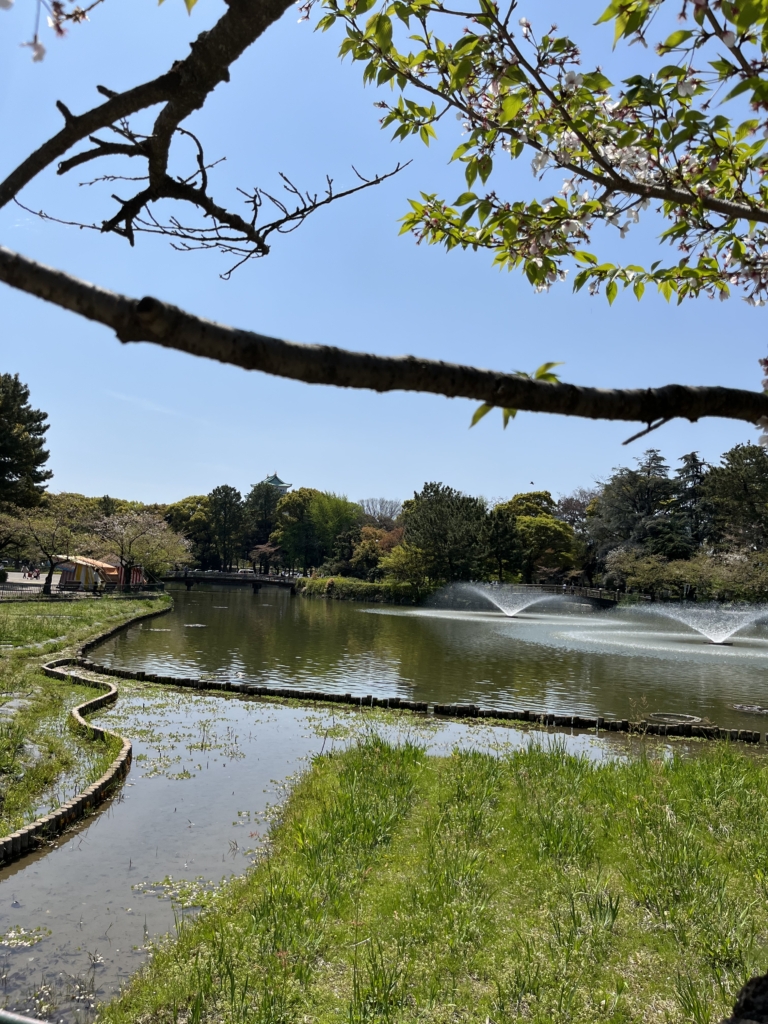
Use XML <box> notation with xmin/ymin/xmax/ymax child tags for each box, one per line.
<box><xmin>1</xmin><ymin>244</ymin><xmax>766</xmax><ymax>427</ymax></box>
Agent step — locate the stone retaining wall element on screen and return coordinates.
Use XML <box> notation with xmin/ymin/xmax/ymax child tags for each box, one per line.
<box><xmin>77</xmin><ymin>656</ymin><xmax>765</xmax><ymax>745</ymax></box>
<box><xmin>0</xmin><ymin>602</ymin><xmax>173</xmax><ymax>869</ymax></box>
<box><xmin>0</xmin><ymin>659</ymin><xmax>131</xmax><ymax>867</ymax></box>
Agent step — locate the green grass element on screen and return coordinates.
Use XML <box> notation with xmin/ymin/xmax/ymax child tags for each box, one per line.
<box><xmin>0</xmin><ymin>595</ymin><xmax>166</xmax><ymax>647</ymax></box>
<box><xmin>0</xmin><ymin>595</ymin><xmax>171</xmax><ymax>832</ymax></box>
<box><xmin>98</xmin><ymin>736</ymin><xmax>768</xmax><ymax>1024</ymax></box>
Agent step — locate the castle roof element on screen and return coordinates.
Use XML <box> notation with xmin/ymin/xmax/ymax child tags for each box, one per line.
<box><xmin>263</xmin><ymin>474</ymin><xmax>291</xmax><ymax>490</ymax></box>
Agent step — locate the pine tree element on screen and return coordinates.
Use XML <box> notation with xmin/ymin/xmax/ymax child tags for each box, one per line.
<box><xmin>0</xmin><ymin>373</ymin><xmax>51</xmax><ymax>508</ymax></box>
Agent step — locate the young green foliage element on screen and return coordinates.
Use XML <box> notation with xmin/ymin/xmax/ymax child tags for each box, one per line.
<box><xmin>318</xmin><ymin>0</ymin><xmax>768</xmax><ymax>306</ymax></box>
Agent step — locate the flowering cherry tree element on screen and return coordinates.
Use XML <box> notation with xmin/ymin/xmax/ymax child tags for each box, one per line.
<box><xmin>2</xmin><ymin>0</ymin><xmax>768</xmax><ymax>437</ymax></box>
<box><xmin>319</xmin><ymin>0</ymin><xmax>768</xmax><ymax>308</ymax></box>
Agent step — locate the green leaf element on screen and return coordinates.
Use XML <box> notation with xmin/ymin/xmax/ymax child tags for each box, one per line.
<box><xmin>581</xmin><ymin>71</ymin><xmax>613</xmax><ymax>91</ymax></box>
<box><xmin>633</xmin><ymin>279</ymin><xmax>645</xmax><ymax>301</ymax></box>
<box><xmin>500</xmin><ymin>93</ymin><xmax>524</xmax><ymax>123</ymax></box>
<box><xmin>660</xmin><ymin>29</ymin><xmax>693</xmax><ymax>49</ymax></box>
<box><xmin>656</xmin><ymin>64</ymin><xmax>686</xmax><ymax>79</ymax></box>
<box><xmin>502</xmin><ymin>407</ymin><xmax>518</xmax><ymax>428</ymax></box>
<box><xmin>470</xmin><ymin>403</ymin><xmax>494</xmax><ymax>427</ymax></box>
<box><xmin>449</xmin><ymin>58</ymin><xmax>473</xmax><ymax>92</ymax></box>
<box><xmin>374</xmin><ymin>12</ymin><xmax>393</xmax><ymax>49</ymax></box>
<box><xmin>532</xmin><ymin>361</ymin><xmax>564</xmax><ymax>382</ymax></box>
<box><xmin>606</xmin><ymin>280</ymin><xmax>618</xmax><ymax>305</ymax></box>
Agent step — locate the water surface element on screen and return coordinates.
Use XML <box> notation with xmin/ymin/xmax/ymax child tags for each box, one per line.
<box><xmin>95</xmin><ymin>586</ymin><xmax>768</xmax><ymax>731</ymax></box>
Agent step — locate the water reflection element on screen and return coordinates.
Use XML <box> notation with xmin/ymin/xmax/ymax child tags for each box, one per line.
<box><xmin>94</xmin><ymin>586</ymin><xmax>768</xmax><ymax>730</ymax></box>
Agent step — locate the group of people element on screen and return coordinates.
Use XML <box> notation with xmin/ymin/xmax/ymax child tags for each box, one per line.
<box><xmin>21</xmin><ymin>567</ymin><xmax>41</xmax><ymax>580</ymax></box>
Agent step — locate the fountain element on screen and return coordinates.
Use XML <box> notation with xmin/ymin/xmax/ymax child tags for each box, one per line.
<box><xmin>428</xmin><ymin>582</ymin><xmax>591</xmax><ymax>618</ymax></box>
<box><xmin>632</xmin><ymin>602</ymin><xmax>768</xmax><ymax>645</ymax></box>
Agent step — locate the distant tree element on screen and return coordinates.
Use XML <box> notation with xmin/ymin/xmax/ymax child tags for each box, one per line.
<box><xmin>17</xmin><ymin>494</ymin><xmax>83</xmax><ymax>594</ymax></box>
<box><xmin>346</xmin><ymin>524</ymin><xmax>400</xmax><ymax>581</ymax></box>
<box><xmin>358</xmin><ymin>498</ymin><xmax>403</xmax><ymax>530</ymax></box>
<box><xmin>271</xmin><ymin>488</ymin><xmax>321</xmax><ymax>574</ymax></box>
<box><xmin>403</xmin><ymin>482</ymin><xmax>487</xmax><ymax>582</ymax></box>
<box><xmin>556</xmin><ymin>488</ymin><xmax>598</xmax><ymax>531</ymax></box>
<box><xmin>249</xmin><ymin>542</ymin><xmax>280</xmax><ymax>575</ymax></box>
<box><xmin>379</xmin><ymin>542</ymin><xmax>429</xmax><ymax>596</ymax></box>
<box><xmin>99</xmin><ymin>494</ymin><xmax>118</xmax><ymax>517</ymax></box>
<box><xmin>675</xmin><ymin>452</ymin><xmax>713</xmax><ymax>551</ymax></box>
<box><xmin>92</xmin><ymin>511</ymin><xmax>183</xmax><ymax>582</ymax></box>
<box><xmin>557</xmin><ymin>487</ymin><xmax>600</xmax><ymax>584</ymax></box>
<box><xmin>587</xmin><ymin>450</ymin><xmax>692</xmax><ymax>561</ymax></box>
<box><xmin>310</xmin><ymin>492</ymin><xmax>364</xmax><ymax>564</ymax></box>
<box><xmin>243</xmin><ymin>482</ymin><xmax>282</xmax><ymax>552</ymax></box>
<box><xmin>515</xmin><ymin>515</ymin><xmax>574</xmax><ymax>584</ymax></box>
<box><xmin>604</xmin><ymin>550</ymin><xmax>676</xmax><ymax>600</ymax></box>
<box><xmin>483</xmin><ymin>503</ymin><xmax>519</xmax><ymax>582</ymax></box>
<box><xmin>207</xmin><ymin>485</ymin><xmax>244</xmax><ymax>570</ymax></box>
<box><xmin>0</xmin><ymin>374</ymin><xmax>51</xmax><ymax>509</ymax></box>
<box><xmin>0</xmin><ymin>513</ymin><xmax>23</xmax><ymax>566</ymax></box>
<box><xmin>165</xmin><ymin>494</ymin><xmax>217</xmax><ymax>569</ymax></box>
<box><xmin>319</xmin><ymin>529</ymin><xmax>361</xmax><ymax>578</ymax></box>
<box><xmin>506</xmin><ymin>491</ymin><xmax>557</xmax><ymax>519</ymax></box>
<box><xmin>705</xmin><ymin>444</ymin><xmax>768</xmax><ymax>550</ymax></box>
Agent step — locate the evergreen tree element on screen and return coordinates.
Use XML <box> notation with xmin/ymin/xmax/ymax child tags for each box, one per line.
<box><xmin>0</xmin><ymin>373</ymin><xmax>51</xmax><ymax>509</ymax></box>
<box><xmin>705</xmin><ymin>444</ymin><xmax>768</xmax><ymax>550</ymax></box>
<box><xmin>403</xmin><ymin>482</ymin><xmax>487</xmax><ymax>582</ymax></box>
<box><xmin>243</xmin><ymin>482</ymin><xmax>282</xmax><ymax>551</ymax></box>
<box><xmin>674</xmin><ymin>453</ymin><xmax>713</xmax><ymax>551</ymax></box>
<box><xmin>207</xmin><ymin>485</ymin><xmax>244</xmax><ymax>570</ymax></box>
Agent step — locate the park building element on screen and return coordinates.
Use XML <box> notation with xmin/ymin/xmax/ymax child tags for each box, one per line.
<box><xmin>57</xmin><ymin>555</ymin><xmax>147</xmax><ymax>589</ymax></box>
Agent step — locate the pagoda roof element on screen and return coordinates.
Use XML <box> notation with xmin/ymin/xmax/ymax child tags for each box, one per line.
<box><xmin>264</xmin><ymin>473</ymin><xmax>290</xmax><ymax>486</ymax></box>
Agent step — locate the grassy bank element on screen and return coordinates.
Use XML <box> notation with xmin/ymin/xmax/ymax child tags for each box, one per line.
<box><xmin>100</xmin><ymin>736</ymin><xmax>768</xmax><ymax>1024</ymax></box>
<box><xmin>0</xmin><ymin>595</ymin><xmax>171</xmax><ymax>833</ymax></box>
<box><xmin>296</xmin><ymin>576</ymin><xmax>431</xmax><ymax>603</ymax></box>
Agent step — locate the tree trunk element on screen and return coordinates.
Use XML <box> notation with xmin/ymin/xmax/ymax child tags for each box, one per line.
<box><xmin>42</xmin><ymin>564</ymin><xmax>54</xmax><ymax>596</ymax></box>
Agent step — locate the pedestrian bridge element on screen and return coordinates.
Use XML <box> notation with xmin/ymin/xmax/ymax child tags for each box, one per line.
<box><xmin>160</xmin><ymin>571</ymin><xmax>297</xmax><ymax>594</ymax></box>
<box><xmin>511</xmin><ymin>584</ymin><xmax>624</xmax><ymax>608</ymax></box>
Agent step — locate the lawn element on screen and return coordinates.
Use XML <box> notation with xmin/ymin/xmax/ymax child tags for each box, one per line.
<box><xmin>0</xmin><ymin>595</ymin><xmax>164</xmax><ymax>648</ymax></box>
<box><xmin>98</xmin><ymin>734</ymin><xmax>768</xmax><ymax>1024</ymax></box>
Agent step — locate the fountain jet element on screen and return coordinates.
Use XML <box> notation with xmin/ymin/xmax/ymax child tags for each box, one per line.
<box><xmin>631</xmin><ymin>602</ymin><xmax>768</xmax><ymax>645</ymax></box>
<box><xmin>428</xmin><ymin>582</ymin><xmax>591</xmax><ymax>617</ymax></box>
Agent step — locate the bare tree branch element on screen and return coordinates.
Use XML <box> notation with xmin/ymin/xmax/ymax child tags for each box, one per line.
<box><xmin>0</xmin><ymin>0</ymin><xmax>297</xmax><ymax>212</ymax></box>
<box><xmin>1</xmin><ymin>244</ymin><xmax>766</xmax><ymax>427</ymax></box>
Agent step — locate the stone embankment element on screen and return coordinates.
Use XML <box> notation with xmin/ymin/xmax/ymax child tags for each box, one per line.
<box><xmin>0</xmin><ymin>661</ymin><xmax>130</xmax><ymax>866</ymax></box>
<box><xmin>0</xmin><ymin>602</ymin><xmax>172</xmax><ymax>869</ymax></box>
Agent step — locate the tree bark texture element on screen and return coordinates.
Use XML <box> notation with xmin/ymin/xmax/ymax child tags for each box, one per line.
<box><xmin>2</xmin><ymin>245</ymin><xmax>766</xmax><ymax>427</ymax></box>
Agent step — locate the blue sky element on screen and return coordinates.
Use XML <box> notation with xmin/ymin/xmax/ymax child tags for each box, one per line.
<box><xmin>0</xmin><ymin>0</ymin><xmax>762</xmax><ymax>505</ymax></box>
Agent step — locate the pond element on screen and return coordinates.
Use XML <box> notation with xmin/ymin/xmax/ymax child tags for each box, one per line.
<box><xmin>1</xmin><ymin>584</ymin><xmax>767</xmax><ymax>1020</ymax></box>
<box><xmin>95</xmin><ymin>585</ymin><xmax>768</xmax><ymax>731</ymax></box>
